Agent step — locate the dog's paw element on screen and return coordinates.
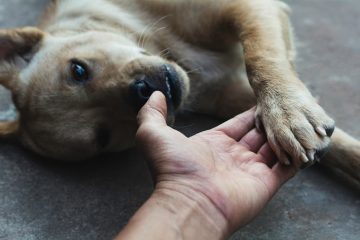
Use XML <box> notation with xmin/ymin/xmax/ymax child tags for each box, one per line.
<box><xmin>256</xmin><ymin>90</ymin><xmax>335</xmax><ymax>168</ymax></box>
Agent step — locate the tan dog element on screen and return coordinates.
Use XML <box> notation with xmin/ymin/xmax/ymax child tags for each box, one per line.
<box><xmin>0</xmin><ymin>0</ymin><xmax>359</xmax><ymax>188</ymax></box>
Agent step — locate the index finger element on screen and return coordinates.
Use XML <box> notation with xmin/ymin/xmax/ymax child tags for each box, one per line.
<box><xmin>213</xmin><ymin>108</ymin><xmax>256</xmax><ymax>141</ymax></box>
<box><xmin>272</xmin><ymin>162</ymin><xmax>298</xmax><ymax>189</ymax></box>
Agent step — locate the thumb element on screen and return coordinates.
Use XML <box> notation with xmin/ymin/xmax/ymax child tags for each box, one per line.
<box><xmin>137</xmin><ymin>91</ymin><xmax>168</xmax><ymax>128</ymax></box>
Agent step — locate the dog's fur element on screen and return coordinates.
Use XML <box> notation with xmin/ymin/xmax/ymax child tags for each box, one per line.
<box><xmin>0</xmin><ymin>0</ymin><xmax>359</xmax><ymax>188</ymax></box>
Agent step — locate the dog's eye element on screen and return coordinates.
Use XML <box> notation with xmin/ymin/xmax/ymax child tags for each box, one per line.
<box><xmin>70</xmin><ymin>60</ymin><xmax>90</xmax><ymax>83</ymax></box>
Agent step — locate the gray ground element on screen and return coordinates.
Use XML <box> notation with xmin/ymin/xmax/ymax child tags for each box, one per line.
<box><xmin>0</xmin><ymin>0</ymin><xmax>359</xmax><ymax>239</ymax></box>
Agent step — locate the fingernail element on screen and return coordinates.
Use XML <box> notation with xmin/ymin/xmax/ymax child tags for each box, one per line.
<box><xmin>325</xmin><ymin>126</ymin><xmax>335</xmax><ymax>137</ymax></box>
<box><xmin>316</xmin><ymin>127</ymin><xmax>327</xmax><ymax>137</ymax></box>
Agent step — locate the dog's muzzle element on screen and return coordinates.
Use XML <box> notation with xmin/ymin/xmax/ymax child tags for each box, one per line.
<box><xmin>129</xmin><ymin>64</ymin><xmax>183</xmax><ymax>112</ymax></box>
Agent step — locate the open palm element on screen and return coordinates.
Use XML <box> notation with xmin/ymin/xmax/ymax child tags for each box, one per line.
<box><xmin>136</xmin><ymin>92</ymin><xmax>297</xmax><ymax>231</ymax></box>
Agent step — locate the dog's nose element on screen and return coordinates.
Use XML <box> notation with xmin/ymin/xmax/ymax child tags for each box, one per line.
<box><xmin>130</xmin><ymin>76</ymin><xmax>157</xmax><ymax>105</ymax></box>
<box><xmin>129</xmin><ymin>65</ymin><xmax>182</xmax><ymax>111</ymax></box>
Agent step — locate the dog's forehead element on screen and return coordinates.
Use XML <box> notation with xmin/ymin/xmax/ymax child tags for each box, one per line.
<box><xmin>38</xmin><ymin>33</ymin><xmax>139</xmax><ymax>70</ymax></box>
<box><xmin>45</xmin><ymin>32</ymin><xmax>139</xmax><ymax>55</ymax></box>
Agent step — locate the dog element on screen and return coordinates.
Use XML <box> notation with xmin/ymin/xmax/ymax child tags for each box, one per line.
<box><xmin>0</xmin><ymin>0</ymin><xmax>359</xmax><ymax>188</ymax></box>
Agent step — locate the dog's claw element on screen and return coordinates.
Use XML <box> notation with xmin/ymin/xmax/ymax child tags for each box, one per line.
<box><xmin>316</xmin><ymin>126</ymin><xmax>327</xmax><ymax>137</ymax></box>
<box><xmin>301</xmin><ymin>153</ymin><xmax>310</xmax><ymax>163</ymax></box>
<box><xmin>307</xmin><ymin>150</ymin><xmax>316</xmax><ymax>162</ymax></box>
<box><xmin>283</xmin><ymin>158</ymin><xmax>291</xmax><ymax>166</ymax></box>
<box><xmin>325</xmin><ymin>126</ymin><xmax>335</xmax><ymax>137</ymax></box>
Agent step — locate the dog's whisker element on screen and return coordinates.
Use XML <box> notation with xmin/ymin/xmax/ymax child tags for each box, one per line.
<box><xmin>160</xmin><ymin>51</ymin><xmax>172</xmax><ymax>60</ymax></box>
<box><xmin>174</xmin><ymin>57</ymin><xmax>204</xmax><ymax>75</ymax></box>
<box><xmin>157</xmin><ymin>48</ymin><xmax>170</xmax><ymax>57</ymax></box>
<box><xmin>176</xmin><ymin>57</ymin><xmax>201</xmax><ymax>68</ymax></box>
<box><xmin>158</xmin><ymin>48</ymin><xmax>170</xmax><ymax>55</ymax></box>
<box><xmin>137</xmin><ymin>15</ymin><xmax>170</xmax><ymax>49</ymax></box>
<box><xmin>186</xmin><ymin>68</ymin><xmax>202</xmax><ymax>75</ymax></box>
<box><xmin>141</xmin><ymin>26</ymin><xmax>167</xmax><ymax>49</ymax></box>
<box><xmin>161</xmin><ymin>52</ymin><xmax>171</xmax><ymax>59</ymax></box>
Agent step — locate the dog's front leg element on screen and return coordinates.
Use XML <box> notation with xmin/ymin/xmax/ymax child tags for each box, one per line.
<box><xmin>229</xmin><ymin>0</ymin><xmax>335</xmax><ymax>167</ymax></box>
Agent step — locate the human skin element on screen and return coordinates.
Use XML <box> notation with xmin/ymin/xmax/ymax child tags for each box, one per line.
<box><xmin>115</xmin><ymin>92</ymin><xmax>298</xmax><ymax>240</ymax></box>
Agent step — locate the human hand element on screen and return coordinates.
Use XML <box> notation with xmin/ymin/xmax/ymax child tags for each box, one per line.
<box><xmin>135</xmin><ymin>92</ymin><xmax>298</xmax><ymax>237</ymax></box>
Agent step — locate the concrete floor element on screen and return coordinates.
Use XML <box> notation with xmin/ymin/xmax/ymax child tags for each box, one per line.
<box><xmin>0</xmin><ymin>0</ymin><xmax>359</xmax><ymax>239</ymax></box>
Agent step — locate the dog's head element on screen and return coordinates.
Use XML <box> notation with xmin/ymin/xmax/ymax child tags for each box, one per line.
<box><xmin>0</xmin><ymin>27</ymin><xmax>189</xmax><ymax>160</ymax></box>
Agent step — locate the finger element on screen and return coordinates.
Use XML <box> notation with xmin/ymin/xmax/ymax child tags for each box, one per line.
<box><xmin>137</xmin><ymin>91</ymin><xmax>168</xmax><ymax>127</ymax></box>
<box><xmin>260</xmin><ymin>163</ymin><xmax>297</xmax><ymax>199</ymax></box>
<box><xmin>272</xmin><ymin>162</ymin><xmax>298</xmax><ymax>187</ymax></box>
<box><xmin>135</xmin><ymin>92</ymin><xmax>172</xmax><ymax>179</ymax></box>
<box><xmin>136</xmin><ymin>91</ymin><xmax>171</xmax><ymax>149</ymax></box>
<box><xmin>213</xmin><ymin>108</ymin><xmax>256</xmax><ymax>141</ymax></box>
<box><xmin>239</xmin><ymin>129</ymin><xmax>266</xmax><ymax>152</ymax></box>
<box><xmin>257</xmin><ymin>143</ymin><xmax>277</xmax><ymax>168</ymax></box>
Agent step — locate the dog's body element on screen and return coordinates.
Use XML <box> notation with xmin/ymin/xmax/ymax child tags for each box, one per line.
<box><xmin>0</xmin><ymin>0</ymin><xmax>359</xmax><ymax>188</ymax></box>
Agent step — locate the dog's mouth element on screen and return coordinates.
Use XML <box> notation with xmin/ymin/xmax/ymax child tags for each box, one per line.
<box><xmin>163</xmin><ymin>65</ymin><xmax>183</xmax><ymax>111</ymax></box>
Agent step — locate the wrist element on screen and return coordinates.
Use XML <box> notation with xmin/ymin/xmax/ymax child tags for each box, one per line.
<box><xmin>151</xmin><ymin>184</ymin><xmax>231</xmax><ymax>240</ymax></box>
<box><xmin>115</xmin><ymin>185</ymin><xmax>230</xmax><ymax>240</ymax></box>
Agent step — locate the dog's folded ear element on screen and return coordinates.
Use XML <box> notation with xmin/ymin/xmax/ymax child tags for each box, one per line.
<box><xmin>0</xmin><ymin>27</ymin><xmax>44</xmax><ymax>60</ymax></box>
<box><xmin>0</xmin><ymin>27</ymin><xmax>45</xmax><ymax>139</ymax></box>
<box><xmin>0</xmin><ymin>27</ymin><xmax>45</xmax><ymax>91</ymax></box>
<box><xmin>0</xmin><ymin>120</ymin><xmax>19</xmax><ymax>139</ymax></box>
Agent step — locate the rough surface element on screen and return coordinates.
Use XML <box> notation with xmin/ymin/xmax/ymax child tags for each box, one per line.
<box><xmin>0</xmin><ymin>0</ymin><xmax>359</xmax><ymax>239</ymax></box>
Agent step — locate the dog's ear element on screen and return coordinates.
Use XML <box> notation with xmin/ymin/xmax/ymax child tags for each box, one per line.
<box><xmin>0</xmin><ymin>120</ymin><xmax>19</xmax><ymax>138</ymax></box>
<box><xmin>0</xmin><ymin>27</ymin><xmax>44</xmax><ymax>139</ymax></box>
<box><xmin>0</xmin><ymin>27</ymin><xmax>45</xmax><ymax>92</ymax></box>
